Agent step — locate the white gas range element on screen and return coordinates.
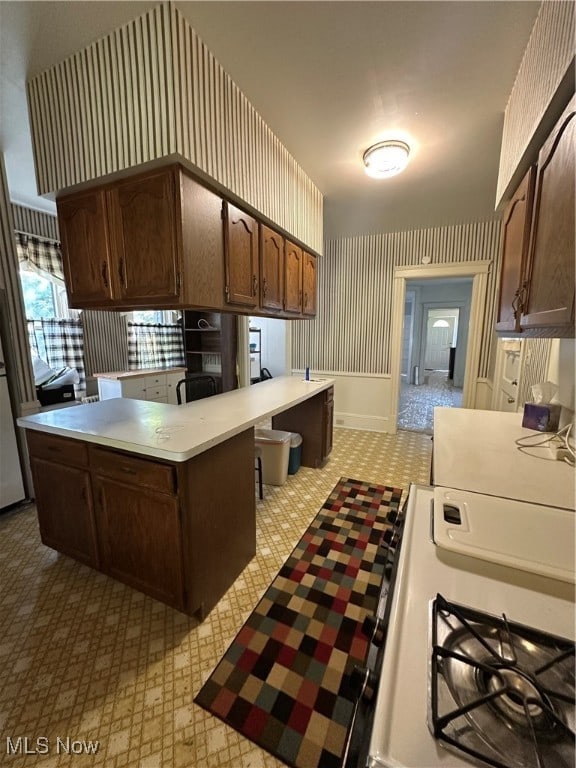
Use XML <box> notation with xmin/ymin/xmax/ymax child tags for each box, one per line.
<box><xmin>345</xmin><ymin>408</ymin><xmax>575</xmax><ymax>768</ymax></box>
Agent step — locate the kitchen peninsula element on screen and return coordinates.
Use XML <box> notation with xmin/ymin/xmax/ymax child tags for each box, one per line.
<box><xmin>18</xmin><ymin>376</ymin><xmax>334</xmax><ymax>620</ymax></box>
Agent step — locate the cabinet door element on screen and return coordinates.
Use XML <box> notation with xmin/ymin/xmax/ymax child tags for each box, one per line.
<box><xmin>30</xmin><ymin>458</ymin><xmax>98</xmax><ymax>567</ymax></box>
<box><xmin>107</xmin><ymin>168</ymin><xmax>181</xmax><ymax>304</ymax></box>
<box><xmin>495</xmin><ymin>168</ymin><xmax>535</xmax><ymax>333</ymax></box>
<box><xmin>260</xmin><ymin>224</ymin><xmax>284</xmax><ymax>311</ymax></box>
<box><xmin>284</xmin><ymin>240</ymin><xmax>303</xmax><ymax>313</ymax></box>
<box><xmin>94</xmin><ymin>476</ymin><xmax>184</xmax><ymax>609</ymax></box>
<box><xmin>57</xmin><ymin>189</ymin><xmax>113</xmax><ymax>306</ymax></box>
<box><xmin>521</xmin><ymin>97</ymin><xmax>575</xmax><ymax>332</ymax></box>
<box><xmin>302</xmin><ymin>252</ymin><xmax>317</xmax><ymax>316</ymax></box>
<box><xmin>223</xmin><ymin>202</ymin><xmax>258</xmax><ymax>307</ymax></box>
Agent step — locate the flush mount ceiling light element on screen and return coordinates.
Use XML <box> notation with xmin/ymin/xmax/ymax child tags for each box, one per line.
<box><xmin>363</xmin><ymin>140</ymin><xmax>410</xmax><ymax>179</ymax></box>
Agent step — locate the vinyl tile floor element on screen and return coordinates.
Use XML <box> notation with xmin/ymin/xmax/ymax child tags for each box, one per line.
<box><xmin>0</xmin><ymin>427</ymin><xmax>431</xmax><ymax>768</ymax></box>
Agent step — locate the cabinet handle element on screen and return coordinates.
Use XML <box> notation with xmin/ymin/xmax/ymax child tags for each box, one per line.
<box><xmin>120</xmin><ymin>466</ymin><xmax>137</xmax><ymax>475</ymax></box>
<box><xmin>262</xmin><ymin>278</ymin><xmax>267</xmax><ymax>297</ymax></box>
<box><xmin>118</xmin><ymin>257</ymin><xmax>125</xmax><ymax>286</ymax></box>
<box><xmin>511</xmin><ymin>379</ymin><xmax>518</xmax><ymax>386</ymax></box>
<box><xmin>511</xmin><ymin>282</ymin><xmax>528</xmax><ymax>331</ymax></box>
<box><xmin>101</xmin><ymin>261</ymin><xmax>109</xmax><ymax>288</ymax></box>
<box><xmin>304</xmin><ymin>292</ymin><xmax>308</xmax><ymax>308</ymax></box>
<box><xmin>252</xmin><ymin>275</ymin><xmax>257</xmax><ymax>296</ymax></box>
<box><xmin>507</xmin><ymin>397</ymin><xmax>515</xmax><ymax>404</ymax></box>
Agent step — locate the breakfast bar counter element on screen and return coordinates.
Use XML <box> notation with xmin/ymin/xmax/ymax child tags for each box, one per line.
<box><xmin>18</xmin><ymin>376</ymin><xmax>335</xmax><ymax>619</ymax></box>
<box><xmin>19</xmin><ymin>375</ymin><xmax>334</xmax><ymax>462</ymax></box>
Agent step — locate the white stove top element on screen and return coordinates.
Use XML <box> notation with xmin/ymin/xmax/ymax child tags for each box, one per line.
<box><xmin>368</xmin><ymin>484</ymin><xmax>575</xmax><ymax>768</ymax></box>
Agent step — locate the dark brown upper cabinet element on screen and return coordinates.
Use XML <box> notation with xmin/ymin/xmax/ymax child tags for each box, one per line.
<box><xmin>57</xmin><ymin>189</ymin><xmax>114</xmax><ymax>305</ymax></box>
<box><xmin>260</xmin><ymin>224</ymin><xmax>284</xmax><ymax>311</ymax></box>
<box><xmin>520</xmin><ymin>96</ymin><xmax>575</xmax><ymax>334</ymax></box>
<box><xmin>58</xmin><ymin>166</ymin><xmax>224</xmax><ymax>311</ymax></box>
<box><xmin>284</xmin><ymin>240</ymin><xmax>303</xmax><ymax>313</ymax></box>
<box><xmin>58</xmin><ymin>167</ymin><xmax>183</xmax><ymax>308</ymax></box>
<box><xmin>495</xmin><ymin>167</ymin><xmax>536</xmax><ymax>333</ymax></box>
<box><xmin>302</xmin><ymin>251</ymin><xmax>317</xmax><ymax>316</ymax></box>
<box><xmin>495</xmin><ymin>95</ymin><xmax>575</xmax><ymax>338</ymax></box>
<box><xmin>107</xmin><ymin>170</ymin><xmax>181</xmax><ymax>304</ymax></box>
<box><xmin>57</xmin><ymin>163</ymin><xmax>317</xmax><ymax>319</ymax></box>
<box><xmin>223</xmin><ymin>201</ymin><xmax>259</xmax><ymax>308</ymax></box>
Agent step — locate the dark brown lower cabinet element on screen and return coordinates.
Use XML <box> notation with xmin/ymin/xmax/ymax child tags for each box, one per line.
<box><xmin>94</xmin><ymin>477</ymin><xmax>184</xmax><ymax>610</ymax></box>
<box><xmin>27</xmin><ymin>430</ymin><xmax>98</xmax><ymax>568</ymax></box>
<box><xmin>271</xmin><ymin>386</ymin><xmax>334</xmax><ymax>468</ymax></box>
<box><xmin>26</xmin><ymin>428</ymin><xmax>256</xmax><ymax>620</ymax></box>
<box><xmin>30</xmin><ymin>458</ymin><xmax>98</xmax><ymax>568</ymax></box>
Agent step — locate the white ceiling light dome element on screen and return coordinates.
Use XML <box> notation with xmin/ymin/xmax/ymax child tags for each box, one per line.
<box><xmin>363</xmin><ymin>140</ymin><xmax>410</xmax><ymax>179</ymax></box>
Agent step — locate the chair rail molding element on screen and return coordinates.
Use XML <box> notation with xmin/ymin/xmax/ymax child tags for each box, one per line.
<box><xmin>389</xmin><ymin>260</ymin><xmax>492</xmax><ymax>434</ymax></box>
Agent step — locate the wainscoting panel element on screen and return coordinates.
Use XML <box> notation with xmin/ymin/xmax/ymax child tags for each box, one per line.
<box><xmin>27</xmin><ymin>3</ymin><xmax>323</xmax><ymax>253</ymax></box>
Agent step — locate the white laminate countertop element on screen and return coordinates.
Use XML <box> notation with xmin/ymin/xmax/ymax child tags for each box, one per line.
<box><xmin>93</xmin><ymin>367</ymin><xmax>186</xmax><ymax>380</ymax></box>
<box><xmin>433</xmin><ymin>407</ymin><xmax>575</xmax><ymax>510</ymax></box>
<box><xmin>18</xmin><ymin>376</ymin><xmax>334</xmax><ymax>463</ymax></box>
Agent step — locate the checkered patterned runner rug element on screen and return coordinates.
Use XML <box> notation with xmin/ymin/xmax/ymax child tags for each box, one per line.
<box><xmin>194</xmin><ymin>477</ymin><xmax>403</xmax><ymax>768</ymax></box>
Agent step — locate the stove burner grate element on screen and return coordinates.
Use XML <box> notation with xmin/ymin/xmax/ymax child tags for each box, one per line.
<box><xmin>429</xmin><ymin>594</ymin><xmax>575</xmax><ymax>768</ymax></box>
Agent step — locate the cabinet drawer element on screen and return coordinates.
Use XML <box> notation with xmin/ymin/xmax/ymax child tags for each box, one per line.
<box><xmin>90</xmin><ymin>447</ymin><xmax>176</xmax><ymax>494</ymax></box>
<box><xmin>146</xmin><ymin>385</ymin><xmax>168</xmax><ymax>400</ymax></box>
<box><xmin>147</xmin><ymin>374</ymin><xmax>167</xmax><ymax>387</ymax></box>
<box><xmin>122</xmin><ymin>379</ymin><xmax>147</xmax><ymax>399</ymax></box>
<box><xmin>26</xmin><ymin>430</ymin><xmax>88</xmax><ymax>468</ymax></box>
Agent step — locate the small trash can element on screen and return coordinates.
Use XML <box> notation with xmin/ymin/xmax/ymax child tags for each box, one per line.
<box><xmin>254</xmin><ymin>428</ymin><xmax>291</xmax><ymax>486</ymax></box>
<box><xmin>287</xmin><ymin>433</ymin><xmax>303</xmax><ymax>475</ymax></box>
<box><xmin>411</xmin><ymin>365</ymin><xmax>420</xmax><ymax>386</ymax></box>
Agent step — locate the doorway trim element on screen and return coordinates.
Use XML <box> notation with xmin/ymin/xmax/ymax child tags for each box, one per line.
<box><xmin>389</xmin><ymin>260</ymin><xmax>492</xmax><ymax>433</ymax></box>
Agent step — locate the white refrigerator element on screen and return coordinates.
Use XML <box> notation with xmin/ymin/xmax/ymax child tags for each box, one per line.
<box><xmin>0</xmin><ymin>337</ymin><xmax>25</xmax><ymax>509</ymax></box>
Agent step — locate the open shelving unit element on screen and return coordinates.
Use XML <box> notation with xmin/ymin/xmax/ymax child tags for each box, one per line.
<box><xmin>181</xmin><ymin>311</ymin><xmax>238</xmax><ymax>393</ymax></box>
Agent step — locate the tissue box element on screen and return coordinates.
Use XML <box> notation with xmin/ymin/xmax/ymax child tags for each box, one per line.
<box><xmin>522</xmin><ymin>402</ymin><xmax>561</xmax><ymax>432</ymax></box>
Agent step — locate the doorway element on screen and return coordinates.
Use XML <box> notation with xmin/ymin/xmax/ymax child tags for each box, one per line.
<box><xmin>389</xmin><ymin>261</ymin><xmax>491</xmax><ymax>434</ymax></box>
<box><xmin>398</xmin><ymin>282</ymin><xmax>469</xmax><ymax>433</ymax></box>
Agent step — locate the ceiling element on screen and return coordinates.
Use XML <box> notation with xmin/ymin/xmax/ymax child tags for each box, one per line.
<box><xmin>0</xmin><ymin>1</ymin><xmax>540</xmax><ymax>239</ymax></box>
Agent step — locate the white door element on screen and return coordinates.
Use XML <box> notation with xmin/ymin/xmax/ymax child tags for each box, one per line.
<box><xmin>423</xmin><ymin>309</ymin><xmax>458</xmax><ymax>370</ymax></box>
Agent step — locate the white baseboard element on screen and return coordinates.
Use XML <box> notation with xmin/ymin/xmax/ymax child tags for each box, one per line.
<box><xmin>334</xmin><ymin>411</ymin><xmax>391</xmax><ymax>432</ymax></box>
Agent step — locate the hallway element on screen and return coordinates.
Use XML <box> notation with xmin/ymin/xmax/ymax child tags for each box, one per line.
<box><xmin>398</xmin><ymin>369</ymin><xmax>462</xmax><ymax>434</ymax></box>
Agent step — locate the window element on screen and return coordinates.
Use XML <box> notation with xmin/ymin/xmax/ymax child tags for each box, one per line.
<box><xmin>130</xmin><ymin>309</ymin><xmax>181</xmax><ymax>324</ymax></box>
<box><xmin>19</xmin><ymin>263</ymin><xmax>79</xmax><ymax>321</ymax></box>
